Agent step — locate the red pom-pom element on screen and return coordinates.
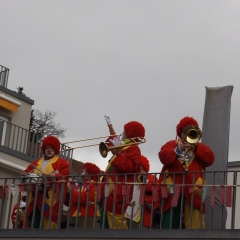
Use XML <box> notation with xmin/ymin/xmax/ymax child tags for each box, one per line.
<box><xmin>176</xmin><ymin>116</ymin><xmax>199</xmax><ymax>137</ymax></box>
<box><xmin>124</xmin><ymin>121</ymin><xmax>145</xmax><ymax>139</ymax></box>
<box><xmin>41</xmin><ymin>136</ymin><xmax>60</xmax><ymax>154</ymax></box>
<box><xmin>140</xmin><ymin>155</ymin><xmax>150</xmax><ymax>173</ymax></box>
<box><xmin>82</xmin><ymin>162</ymin><xmax>101</xmax><ymax>181</ymax></box>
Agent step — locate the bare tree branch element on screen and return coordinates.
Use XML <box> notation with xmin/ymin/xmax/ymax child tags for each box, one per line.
<box><xmin>29</xmin><ymin>109</ymin><xmax>66</xmax><ymax>142</ymax></box>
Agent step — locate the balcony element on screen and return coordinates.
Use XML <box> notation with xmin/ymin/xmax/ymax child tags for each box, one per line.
<box><xmin>0</xmin><ymin>171</ymin><xmax>240</xmax><ymax>239</ymax></box>
<box><xmin>0</xmin><ymin>65</ymin><xmax>10</xmax><ymax>88</ymax></box>
<box><xmin>0</xmin><ymin>119</ymin><xmax>73</xmax><ymax>169</ymax></box>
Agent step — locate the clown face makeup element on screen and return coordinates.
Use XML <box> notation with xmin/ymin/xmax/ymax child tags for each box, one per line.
<box><xmin>44</xmin><ymin>146</ymin><xmax>55</xmax><ymax>160</ymax></box>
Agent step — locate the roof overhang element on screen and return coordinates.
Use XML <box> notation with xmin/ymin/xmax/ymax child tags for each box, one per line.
<box><xmin>0</xmin><ymin>94</ymin><xmax>21</xmax><ymax>112</ymax></box>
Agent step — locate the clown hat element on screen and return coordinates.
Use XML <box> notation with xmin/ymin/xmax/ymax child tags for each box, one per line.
<box><xmin>124</xmin><ymin>121</ymin><xmax>145</xmax><ymax>139</ymax></box>
<box><xmin>176</xmin><ymin>116</ymin><xmax>199</xmax><ymax>137</ymax></box>
<box><xmin>82</xmin><ymin>162</ymin><xmax>101</xmax><ymax>181</ymax></box>
<box><xmin>41</xmin><ymin>135</ymin><xmax>60</xmax><ymax>154</ymax></box>
<box><xmin>140</xmin><ymin>155</ymin><xmax>150</xmax><ymax>173</ymax></box>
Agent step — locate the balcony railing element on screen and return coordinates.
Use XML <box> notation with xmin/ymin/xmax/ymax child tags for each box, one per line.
<box><xmin>0</xmin><ymin>65</ymin><xmax>10</xmax><ymax>88</ymax></box>
<box><xmin>0</xmin><ymin>119</ymin><xmax>73</xmax><ymax>168</ymax></box>
<box><xmin>0</xmin><ymin>171</ymin><xmax>240</xmax><ymax>239</ymax></box>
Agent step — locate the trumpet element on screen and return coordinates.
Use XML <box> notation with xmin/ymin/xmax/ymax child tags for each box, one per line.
<box><xmin>99</xmin><ymin>137</ymin><xmax>146</xmax><ymax>158</ymax></box>
<box><xmin>181</xmin><ymin>125</ymin><xmax>202</xmax><ymax>145</ymax></box>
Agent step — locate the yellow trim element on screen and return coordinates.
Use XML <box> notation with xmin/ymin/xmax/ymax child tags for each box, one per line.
<box><xmin>34</xmin><ymin>156</ymin><xmax>59</xmax><ymax>174</ymax></box>
<box><xmin>0</xmin><ymin>98</ymin><xmax>19</xmax><ymax>112</ymax></box>
<box><xmin>104</xmin><ymin>146</ymin><xmax>130</xmax><ymax>173</ymax></box>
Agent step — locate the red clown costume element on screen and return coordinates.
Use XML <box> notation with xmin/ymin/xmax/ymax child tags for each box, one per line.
<box><xmin>158</xmin><ymin>116</ymin><xmax>215</xmax><ymax>229</ymax></box>
<box><xmin>101</xmin><ymin>121</ymin><xmax>145</xmax><ymax>229</ymax></box>
<box><xmin>139</xmin><ymin>155</ymin><xmax>160</xmax><ymax>228</ymax></box>
<box><xmin>24</xmin><ymin>136</ymin><xmax>70</xmax><ymax>229</ymax></box>
<box><xmin>67</xmin><ymin>162</ymin><xmax>101</xmax><ymax>218</ymax></box>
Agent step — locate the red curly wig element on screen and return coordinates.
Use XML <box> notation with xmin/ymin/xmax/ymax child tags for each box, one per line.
<box><xmin>140</xmin><ymin>155</ymin><xmax>150</xmax><ymax>173</ymax></box>
<box><xmin>82</xmin><ymin>162</ymin><xmax>101</xmax><ymax>181</ymax></box>
<box><xmin>41</xmin><ymin>136</ymin><xmax>60</xmax><ymax>154</ymax></box>
<box><xmin>124</xmin><ymin>121</ymin><xmax>145</xmax><ymax>139</ymax></box>
<box><xmin>176</xmin><ymin>116</ymin><xmax>199</xmax><ymax>137</ymax></box>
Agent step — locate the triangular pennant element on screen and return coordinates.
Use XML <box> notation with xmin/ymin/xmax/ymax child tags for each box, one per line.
<box><xmin>220</xmin><ymin>185</ymin><xmax>225</xmax><ymax>205</ymax></box>
<box><xmin>160</xmin><ymin>185</ymin><xmax>168</xmax><ymax>198</ymax></box>
<box><xmin>152</xmin><ymin>184</ymin><xmax>158</xmax><ymax>202</ymax></box>
<box><xmin>226</xmin><ymin>186</ymin><xmax>232</xmax><ymax>207</ymax></box>
<box><xmin>211</xmin><ymin>186</ymin><xmax>215</xmax><ymax>208</ymax></box>
<box><xmin>171</xmin><ymin>186</ymin><xmax>181</xmax><ymax>207</ymax></box>
<box><xmin>126</xmin><ymin>185</ymin><xmax>131</xmax><ymax>205</ymax></box>
<box><xmin>139</xmin><ymin>184</ymin><xmax>146</xmax><ymax>206</ymax></box>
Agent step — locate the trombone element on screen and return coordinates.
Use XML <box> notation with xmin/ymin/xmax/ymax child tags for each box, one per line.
<box><xmin>99</xmin><ymin>137</ymin><xmax>146</xmax><ymax>158</ymax></box>
<box><xmin>61</xmin><ymin>134</ymin><xmax>146</xmax><ymax>158</ymax></box>
<box><xmin>61</xmin><ymin>134</ymin><xmax>118</xmax><ymax>151</ymax></box>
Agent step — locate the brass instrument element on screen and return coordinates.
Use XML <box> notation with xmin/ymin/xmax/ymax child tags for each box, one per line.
<box><xmin>178</xmin><ymin>125</ymin><xmax>202</xmax><ymax>171</ymax></box>
<box><xmin>181</xmin><ymin>125</ymin><xmax>202</xmax><ymax>145</ymax></box>
<box><xmin>99</xmin><ymin>137</ymin><xmax>146</xmax><ymax>158</ymax></box>
<box><xmin>61</xmin><ymin>134</ymin><xmax>118</xmax><ymax>151</ymax></box>
<box><xmin>14</xmin><ymin>208</ymin><xmax>24</xmax><ymax>228</ymax></box>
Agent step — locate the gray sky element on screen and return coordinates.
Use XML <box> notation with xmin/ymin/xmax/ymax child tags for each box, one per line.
<box><xmin>1</xmin><ymin>0</ymin><xmax>240</xmax><ymax>172</ymax></box>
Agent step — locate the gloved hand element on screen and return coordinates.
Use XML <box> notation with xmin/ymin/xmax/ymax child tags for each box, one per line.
<box><xmin>104</xmin><ymin>115</ymin><xmax>112</xmax><ymax>126</ymax></box>
<box><xmin>110</xmin><ymin>136</ymin><xmax>121</xmax><ymax>146</ymax></box>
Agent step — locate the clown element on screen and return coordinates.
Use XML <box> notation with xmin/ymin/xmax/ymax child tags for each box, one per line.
<box><xmin>66</xmin><ymin>162</ymin><xmax>101</xmax><ymax>219</ymax></box>
<box><xmin>100</xmin><ymin>116</ymin><xmax>145</xmax><ymax>229</ymax></box>
<box><xmin>139</xmin><ymin>155</ymin><xmax>160</xmax><ymax>229</ymax></box>
<box><xmin>23</xmin><ymin>135</ymin><xmax>70</xmax><ymax>229</ymax></box>
<box><xmin>158</xmin><ymin>116</ymin><xmax>214</xmax><ymax>229</ymax></box>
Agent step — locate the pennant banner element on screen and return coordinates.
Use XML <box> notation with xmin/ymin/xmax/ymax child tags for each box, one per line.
<box><xmin>172</xmin><ymin>186</ymin><xmax>181</xmax><ymax>207</ymax></box>
<box><xmin>211</xmin><ymin>186</ymin><xmax>215</xmax><ymax>208</ymax></box>
<box><xmin>139</xmin><ymin>184</ymin><xmax>146</xmax><ymax>206</ymax></box>
<box><xmin>161</xmin><ymin>185</ymin><xmax>168</xmax><ymax>198</ymax></box>
<box><xmin>152</xmin><ymin>184</ymin><xmax>158</xmax><ymax>202</ymax></box>
<box><xmin>226</xmin><ymin>186</ymin><xmax>232</xmax><ymax>208</ymax></box>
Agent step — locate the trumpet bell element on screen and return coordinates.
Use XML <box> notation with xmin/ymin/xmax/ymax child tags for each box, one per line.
<box><xmin>99</xmin><ymin>137</ymin><xmax>146</xmax><ymax>158</ymax></box>
<box><xmin>182</xmin><ymin>125</ymin><xmax>202</xmax><ymax>144</ymax></box>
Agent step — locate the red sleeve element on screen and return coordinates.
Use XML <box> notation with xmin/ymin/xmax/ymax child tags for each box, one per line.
<box><xmin>54</xmin><ymin>158</ymin><xmax>70</xmax><ymax>180</ymax></box>
<box><xmin>195</xmin><ymin>143</ymin><xmax>215</xmax><ymax>167</ymax></box>
<box><xmin>71</xmin><ymin>183</ymin><xmax>95</xmax><ymax>205</ymax></box>
<box><xmin>158</xmin><ymin>140</ymin><xmax>178</xmax><ymax>166</ymax></box>
<box><xmin>111</xmin><ymin>145</ymin><xmax>141</xmax><ymax>173</ymax></box>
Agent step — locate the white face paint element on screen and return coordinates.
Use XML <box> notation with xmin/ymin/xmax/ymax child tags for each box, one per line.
<box><xmin>81</xmin><ymin>168</ymin><xmax>89</xmax><ymax>179</ymax></box>
<box><xmin>81</xmin><ymin>169</ymin><xmax>86</xmax><ymax>176</ymax></box>
<box><xmin>44</xmin><ymin>146</ymin><xmax>55</xmax><ymax>159</ymax></box>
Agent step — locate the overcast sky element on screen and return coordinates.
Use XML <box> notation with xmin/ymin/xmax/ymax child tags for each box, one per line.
<box><xmin>1</xmin><ymin>0</ymin><xmax>240</xmax><ymax>172</ymax></box>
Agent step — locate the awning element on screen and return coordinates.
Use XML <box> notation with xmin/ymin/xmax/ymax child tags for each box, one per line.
<box><xmin>0</xmin><ymin>94</ymin><xmax>21</xmax><ymax>112</ymax></box>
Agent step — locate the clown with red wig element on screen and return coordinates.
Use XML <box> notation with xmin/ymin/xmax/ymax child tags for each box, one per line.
<box><xmin>158</xmin><ymin>116</ymin><xmax>214</xmax><ymax>229</ymax></box>
<box><xmin>139</xmin><ymin>155</ymin><xmax>160</xmax><ymax>228</ymax></box>
<box><xmin>66</xmin><ymin>162</ymin><xmax>100</xmax><ymax>220</ymax></box>
<box><xmin>100</xmin><ymin>116</ymin><xmax>145</xmax><ymax>229</ymax></box>
<box><xmin>23</xmin><ymin>135</ymin><xmax>70</xmax><ymax>229</ymax></box>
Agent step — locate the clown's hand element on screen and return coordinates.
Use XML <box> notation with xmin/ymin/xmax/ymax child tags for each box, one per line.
<box><xmin>110</xmin><ymin>136</ymin><xmax>121</xmax><ymax>146</ymax></box>
<box><xmin>104</xmin><ymin>115</ymin><xmax>112</xmax><ymax>126</ymax></box>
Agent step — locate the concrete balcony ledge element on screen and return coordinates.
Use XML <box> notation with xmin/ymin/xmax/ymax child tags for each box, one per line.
<box><xmin>1</xmin><ymin>229</ymin><xmax>240</xmax><ymax>239</ymax></box>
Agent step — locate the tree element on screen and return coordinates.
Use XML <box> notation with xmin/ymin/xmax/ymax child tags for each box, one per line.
<box><xmin>29</xmin><ymin>109</ymin><xmax>66</xmax><ymax>142</ymax></box>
